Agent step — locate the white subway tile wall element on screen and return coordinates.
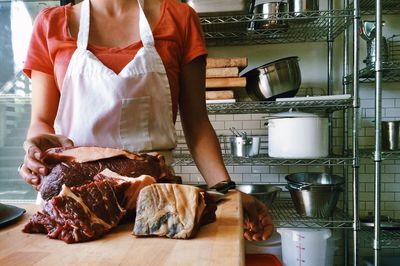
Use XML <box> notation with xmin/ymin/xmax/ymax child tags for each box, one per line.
<box><xmin>174</xmin><ymin>91</ymin><xmax>400</xmax><ymax>219</ymax></box>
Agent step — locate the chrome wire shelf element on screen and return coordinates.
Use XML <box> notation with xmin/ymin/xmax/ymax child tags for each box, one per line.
<box><xmin>360</xmin><ymin>0</ymin><xmax>400</xmax><ymax>15</ymax></box>
<box><xmin>360</xmin><ymin>228</ymin><xmax>400</xmax><ymax>249</ymax></box>
<box><xmin>359</xmin><ymin>61</ymin><xmax>400</xmax><ymax>83</ymax></box>
<box><xmin>270</xmin><ymin>199</ymin><xmax>353</xmax><ymax>229</ymax></box>
<box><xmin>360</xmin><ymin>149</ymin><xmax>400</xmax><ymax>160</ymax></box>
<box><xmin>345</xmin><ymin>61</ymin><xmax>400</xmax><ymax>84</ymax></box>
<box><xmin>172</xmin><ymin>153</ymin><xmax>353</xmax><ymax>166</ymax></box>
<box><xmin>206</xmin><ymin>98</ymin><xmax>353</xmax><ymax>114</ymax></box>
<box><xmin>200</xmin><ymin>10</ymin><xmax>353</xmax><ymax>46</ymax></box>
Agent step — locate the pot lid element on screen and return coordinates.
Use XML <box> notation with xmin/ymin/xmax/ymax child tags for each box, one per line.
<box><xmin>267</xmin><ymin>110</ymin><xmax>320</xmax><ymax>118</ymax></box>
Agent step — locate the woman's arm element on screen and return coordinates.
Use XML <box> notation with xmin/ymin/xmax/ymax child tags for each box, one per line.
<box><xmin>28</xmin><ymin>70</ymin><xmax>59</xmax><ymax>138</ymax></box>
<box><xmin>179</xmin><ymin>56</ymin><xmax>273</xmax><ymax>241</ymax></box>
<box><xmin>19</xmin><ymin>71</ymin><xmax>73</xmax><ymax>189</ymax></box>
<box><xmin>178</xmin><ymin>56</ymin><xmax>230</xmax><ymax>188</ymax></box>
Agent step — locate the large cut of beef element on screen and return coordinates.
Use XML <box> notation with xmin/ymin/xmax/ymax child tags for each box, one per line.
<box><xmin>39</xmin><ymin>146</ymin><xmax>180</xmax><ymax>201</ymax></box>
<box><xmin>133</xmin><ymin>184</ymin><xmax>217</xmax><ymax>239</ymax></box>
<box><xmin>23</xmin><ymin>180</ymin><xmax>125</xmax><ymax>243</ymax></box>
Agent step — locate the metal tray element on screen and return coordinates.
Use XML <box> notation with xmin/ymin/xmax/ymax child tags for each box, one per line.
<box><xmin>0</xmin><ymin>203</ymin><xmax>26</xmax><ymax>228</ymax></box>
<box><xmin>182</xmin><ymin>0</ymin><xmax>251</xmax><ymax>16</ymax></box>
<box><xmin>360</xmin><ymin>216</ymin><xmax>400</xmax><ymax>230</ymax></box>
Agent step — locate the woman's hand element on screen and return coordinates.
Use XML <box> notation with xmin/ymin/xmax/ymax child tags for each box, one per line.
<box><xmin>241</xmin><ymin>192</ymin><xmax>274</xmax><ymax>241</ymax></box>
<box><xmin>19</xmin><ymin>134</ymin><xmax>73</xmax><ymax>190</ymax></box>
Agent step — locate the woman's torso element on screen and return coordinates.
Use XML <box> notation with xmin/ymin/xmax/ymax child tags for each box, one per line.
<box><xmin>24</xmin><ymin>0</ymin><xmax>207</xmax><ymax>121</ymax></box>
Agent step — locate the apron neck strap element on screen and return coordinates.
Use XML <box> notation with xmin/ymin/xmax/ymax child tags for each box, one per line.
<box><xmin>77</xmin><ymin>0</ymin><xmax>90</xmax><ymax>49</ymax></box>
<box><xmin>138</xmin><ymin>0</ymin><xmax>155</xmax><ymax>47</ymax></box>
<box><xmin>77</xmin><ymin>0</ymin><xmax>155</xmax><ymax>50</ymax></box>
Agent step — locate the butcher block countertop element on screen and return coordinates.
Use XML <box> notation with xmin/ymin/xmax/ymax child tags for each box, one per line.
<box><xmin>0</xmin><ymin>191</ymin><xmax>244</xmax><ymax>266</ymax></box>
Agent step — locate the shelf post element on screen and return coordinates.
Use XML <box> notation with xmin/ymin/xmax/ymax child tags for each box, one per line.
<box><xmin>373</xmin><ymin>0</ymin><xmax>383</xmax><ymax>251</ymax></box>
<box><xmin>352</xmin><ymin>0</ymin><xmax>361</xmax><ymax>265</ymax></box>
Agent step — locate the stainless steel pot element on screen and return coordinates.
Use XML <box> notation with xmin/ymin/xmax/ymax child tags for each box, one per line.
<box><xmin>382</xmin><ymin>120</ymin><xmax>400</xmax><ymax>151</ymax></box>
<box><xmin>242</xmin><ymin>56</ymin><xmax>301</xmax><ymax>101</ymax></box>
<box><xmin>249</xmin><ymin>2</ymin><xmax>288</xmax><ymax>30</ymax></box>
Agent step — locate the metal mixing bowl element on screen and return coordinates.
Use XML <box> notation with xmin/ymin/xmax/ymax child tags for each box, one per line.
<box><xmin>285</xmin><ymin>172</ymin><xmax>344</xmax><ymax>218</ymax></box>
<box><xmin>242</xmin><ymin>56</ymin><xmax>301</xmax><ymax>101</ymax></box>
<box><xmin>236</xmin><ymin>184</ymin><xmax>281</xmax><ymax>206</ymax></box>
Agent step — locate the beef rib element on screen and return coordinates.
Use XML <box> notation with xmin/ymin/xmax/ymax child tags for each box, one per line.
<box><xmin>23</xmin><ymin>180</ymin><xmax>125</xmax><ymax>244</ymax></box>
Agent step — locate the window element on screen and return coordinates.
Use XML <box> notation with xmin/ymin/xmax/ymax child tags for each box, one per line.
<box><xmin>0</xmin><ymin>1</ymin><xmax>59</xmax><ymax>202</ymax></box>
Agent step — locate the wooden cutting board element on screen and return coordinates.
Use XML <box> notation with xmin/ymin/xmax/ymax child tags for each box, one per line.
<box><xmin>206</xmin><ymin>77</ymin><xmax>246</xmax><ymax>89</ymax></box>
<box><xmin>206</xmin><ymin>58</ymin><xmax>248</xmax><ymax>69</ymax></box>
<box><xmin>206</xmin><ymin>67</ymin><xmax>239</xmax><ymax>78</ymax></box>
<box><xmin>0</xmin><ymin>191</ymin><xmax>244</xmax><ymax>266</ymax></box>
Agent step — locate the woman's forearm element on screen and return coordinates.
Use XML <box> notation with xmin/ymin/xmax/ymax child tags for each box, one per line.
<box><xmin>27</xmin><ymin>121</ymin><xmax>55</xmax><ymax>139</ymax></box>
<box><xmin>182</xmin><ymin>117</ymin><xmax>230</xmax><ymax>188</ymax></box>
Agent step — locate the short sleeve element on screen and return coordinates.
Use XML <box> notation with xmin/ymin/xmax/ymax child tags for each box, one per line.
<box><xmin>182</xmin><ymin>7</ymin><xmax>208</xmax><ymax>65</ymax></box>
<box><xmin>23</xmin><ymin>8</ymin><xmax>54</xmax><ymax>78</ymax></box>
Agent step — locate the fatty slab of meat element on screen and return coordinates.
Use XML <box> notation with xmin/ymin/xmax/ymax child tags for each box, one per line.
<box><xmin>23</xmin><ymin>180</ymin><xmax>125</xmax><ymax>244</ymax></box>
<box><xmin>93</xmin><ymin>169</ymin><xmax>156</xmax><ymax>215</ymax></box>
<box><xmin>39</xmin><ymin>146</ymin><xmax>179</xmax><ymax>201</ymax></box>
<box><xmin>133</xmin><ymin>184</ymin><xmax>217</xmax><ymax>239</ymax></box>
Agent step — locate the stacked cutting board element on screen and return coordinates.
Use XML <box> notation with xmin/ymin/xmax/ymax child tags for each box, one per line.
<box><xmin>206</xmin><ymin>57</ymin><xmax>248</xmax><ymax>103</ymax></box>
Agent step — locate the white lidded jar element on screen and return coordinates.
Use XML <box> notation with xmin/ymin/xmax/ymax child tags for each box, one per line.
<box><xmin>277</xmin><ymin>228</ymin><xmax>334</xmax><ymax>266</ymax></box>
<box><xmin>266</xmin><ymin>111</ymin><xmax>329</xmax><ymax>158</ymax></box>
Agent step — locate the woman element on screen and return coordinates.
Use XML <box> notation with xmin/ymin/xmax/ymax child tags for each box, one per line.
<box><xmin>19</xmin><ymin>0</ymin><xmax>273</xmax><ymax>241</ymax></box>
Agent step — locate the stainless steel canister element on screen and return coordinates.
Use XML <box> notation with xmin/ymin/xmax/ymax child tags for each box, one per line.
<box><xmin>230</xmin><ymin>136</ymin><xmax>260</xmax><ymax>157</ymax></box>
<box><xmin>382</xmin><ymin>121</ymin><xmax>400</xmax><ymax>151</ymax></box>
<box><xmin>288</xmin><ymin>0</ymin><xmax>319</xmax><ymax>16</ymax></box>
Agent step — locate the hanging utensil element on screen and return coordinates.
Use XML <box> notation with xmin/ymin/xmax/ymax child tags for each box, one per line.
<box><xmin>229</xmin><ymin>127</ymin><xmax>242</xmax><ymax>137</ymax></box>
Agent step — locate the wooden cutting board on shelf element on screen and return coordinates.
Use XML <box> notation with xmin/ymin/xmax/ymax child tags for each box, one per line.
<box><xmin>0</xmin><ymin>191</ymin><xmax>244</xmax><ymax>266</ymax></box>
<box><xmin>206</xmin><ymin>57</ymin><xmax>248</xmax><ymax>69</ymax></box>
<box><xmin>206</xmin><ymin>77</ymin><xmax>246</xmax><ymax>89</ymax></box>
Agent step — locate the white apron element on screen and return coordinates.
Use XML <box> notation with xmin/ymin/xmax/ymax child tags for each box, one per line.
<box><xmin>37</xmin><ymin>0</ymin><xmax>177</xmax><ymax>204</ymax></box>
<box><xmin>54</xmin><ymin>0</ymin><xmax>177</xmax><ymax>156</ymax></box>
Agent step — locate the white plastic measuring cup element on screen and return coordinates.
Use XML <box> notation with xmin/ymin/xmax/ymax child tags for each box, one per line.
<box><xmin>277</xmin><ymin>228</ymin><xmax>333</xmax><ymax>266</ymax></box>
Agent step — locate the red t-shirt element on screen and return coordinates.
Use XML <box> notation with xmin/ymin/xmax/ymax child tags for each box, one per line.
<box><xmin>23</xmin><ymin>0</ymin><xmax>208</xmax><ymax>121</ymax></box>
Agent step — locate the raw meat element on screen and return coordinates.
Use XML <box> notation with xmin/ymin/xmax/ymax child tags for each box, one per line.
<box><xmin>39</xmin><ymin>146</ymin><xmax>178</xmax><ymax>201</ymax></box>
<box><xmin>133</xmin><ymin>184</ymin><xmax>217</xmax><ymax>239</ymax></box>
<box><xmin>23</xmin><ymin>180</ymin><xmax>125</xmax><ymax>244</ymax></box>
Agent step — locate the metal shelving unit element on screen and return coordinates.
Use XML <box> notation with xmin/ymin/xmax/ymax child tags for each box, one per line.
<box><xmin>200</xmin><ymin>10</ymin><xmax>353</xmax><ymax>46</ymax></box>
<box><xmin>179</xmin><ymin>2</ymin><xmax>360</xmax><ymax>264</ymax></box>
<box><xmin>206</xmin><ymin>98</ymin><xmax>352</xmax><ymax>114</ymax></box>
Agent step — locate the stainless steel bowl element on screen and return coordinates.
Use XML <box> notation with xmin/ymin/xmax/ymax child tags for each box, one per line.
<box><xmin>286</xmin><ymin>186</ymin><xmax>342</xmax><ymax>218</ymax></box>
<box><xmin>236</xmin><ymin>184</ymin><xmax>281</xmax><ymax>206</ymax></box>
<box><xmin>285</xmin><ymin>172</ymin><xmax>344</xmax><ymax>218</ymax></box>
<box><xmin>242</xmin><ymin>56</ymin><xmax>301</xmax><ymax>101</ymax></box>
